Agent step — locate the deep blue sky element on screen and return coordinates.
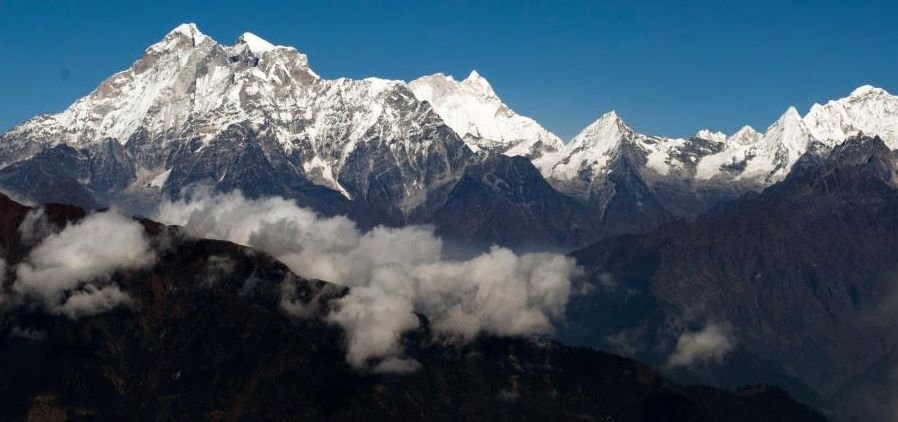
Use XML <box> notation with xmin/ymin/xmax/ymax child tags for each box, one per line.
<box><xmin>1</xmin><ymin>0</ymin><xmax>896</xmax><ymax>140</ymax></box>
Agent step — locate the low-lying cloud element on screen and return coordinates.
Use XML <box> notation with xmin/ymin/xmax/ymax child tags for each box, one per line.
<box><xmin>12</xmin><ymin>210</ymin><xmax>155</xmax><ymax>317</ymax></box>
<box><xmin>17</xmin><ymin>208</ymin><xmax>57</xmax><ymax>246</ymax></box>
<box><xmin>666</xmin><ymin>322</ymin><xmax>735</xmax><ymax>368</ymax></box>
<box><xmin>155</xmin><ymin>190</ymin><xmax>579</xmax><ymax>370</ymax></box>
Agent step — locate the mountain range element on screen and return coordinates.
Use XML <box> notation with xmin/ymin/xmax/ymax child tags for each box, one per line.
<box><xmin>3</xmin><ymin>24</ymin><xmax>897</xmax><ymax>250</ymax></box>
<box><xmin>4</xmin><ymin>23</ymin><xmax>898</xmax><ymax>420</ymax></box>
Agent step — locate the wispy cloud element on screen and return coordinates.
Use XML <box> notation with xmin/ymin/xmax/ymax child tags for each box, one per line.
<box><xmin>12</xmin><ymin>210</ymin><xmax>155</xmax><ymax>318</ymax></box>
<box><xmin>156</xmin><ymin>190</ymin><xmax>579</xmax><ymax>371</ymax></box>
<box><xmin>666</xmin><ymin>322</ymin><xmax>735</xmax><ymax>368</ymax></box>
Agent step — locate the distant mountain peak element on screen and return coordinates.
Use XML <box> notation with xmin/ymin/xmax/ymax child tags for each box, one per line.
<box><xmin>849</xmin><ymin>84</ymin><xmax>889</xmax><ymax>98</ymax></box>
<box><xmin>804</xmin><ymin>84</ymin><xmax>898</xmax><ymax>149</ymax></box>
<box><xmin>408</xmin><ymin>72</ymin><xmax>562</xmax><ymax>156</ymax></box>
<box><xmin>535</xmin><ymin>110</ymin><xmax>638</xmax><ymax>185</ymax></box>
<box><xmin>581</xmin><ymin>111</ymin><xmax>630</xmax><ymax>138</ymax></box>
<box><xmin>728</xmin><ymin>125</ymin><xmax>761</xmax><ymax>145</ymax></box>
<box><xmin>781</xmin><ymin>105</ymin><xmax>802</xmax><ymax>121</ymax></box>
<box><xmin>149</xmin><ymin>23</ymin><xmax>211</xmax><ymax>52</ymax></box>
<box><xmin>462</xmin><ymin>70</ymin><xmax>495</xmax><ymax>96</ymax></box>
<box><xmin>695</xmin><ymin>129</ymin><xmax>727</xmax><ymax>143</ymax></box>
<box><xmin>167</xmin><ymin>22</ymin><xmax>203</xmax><ymax>38</ymax></box>
<box><xmin>236</xmin><ymin>32</ymin><xmax>277</xmax><ymax>54</ymax></box>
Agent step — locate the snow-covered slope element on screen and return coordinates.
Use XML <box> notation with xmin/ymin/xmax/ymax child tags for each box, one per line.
<box><xmin>693</xmin><ymin>86</ymin><xmax>898</xmax><ymax>184</ymax></box>
<box><xmin>695</xmin><ymin>129</ymin><xmax>727</xmax><ymax>143</ymax></box>
<box><xmin>0</xmin><ymin>23</ymin><xmax>469</xmax><ymax>207</ymax></box>
<box><xmin>804</xmin><ymin>85</ymin><xmax>898</xmax><ymax>149</ymax></box>
<box><xmin>537</xmin><ymin>111</ymin><xmax>635</xmax><ymax>182</ymax></box>
<box><xmin>408</xmin><ymin>72</ymin><xmax>562</xmax><ymax>158</ymax></box>
<box><xmin>536</xmin><ymin>111</ymin><xmax>701</xmax><ymax>195</ymax></box>
<box><xmin>540</xmin><ymin>86</ymin><xmax>898</xmax><ymax>195</ymax></box>
<box><xmin>694</xmin><ymin>107</ymin><xmax>813</xmax><ymax>183</ymax></box>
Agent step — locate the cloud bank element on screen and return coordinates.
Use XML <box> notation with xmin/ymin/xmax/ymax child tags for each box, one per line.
<box><xmin>155</xmin><ymin>190</ymin><xmax>578</xmax><ymax>370</ymax></box>
<box><xmin>12</xmin><ymin>210</ymin><xmax>155</xmax><ymax>318</ymax></box>
<box><xmin>666</xmin><ymin>322</ymin><xmax>735</xmax><ymax>368</ymax></box>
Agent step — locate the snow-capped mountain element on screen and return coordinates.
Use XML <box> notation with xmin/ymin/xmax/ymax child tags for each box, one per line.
<box><xmin>0</xmin><ymin>23</ymin><xmax>472</xmax><ymax>215</ymax></box>
<box><xmin>0</xmin><ymin>23</ymin><xmax>602</xmax><ymax>247</ymax></box>
<box><xmin>540</xmin><ymin>86</ymin><xmax>898</xmax><ymax>201</ymax></box>
<box><xmin>531</xmin><ymin>85</ymin><xmax>898</xmax><ymax>228</ymax></box>
<box><xmin>2</xmin><ymin>22</ymin><xmax>897</xmax><ymax>248</ymax></box>
<box><xmin>694</xmin><ymin>107</ymin><xmax>814</xmax><ymax>183</ymax></box>
<box><xmin>695</xmin><ymin>129</ymin><xmax>727</xmax><ymax>143</ymax></box>
<box><xmin>535</xmin><ymin>111</ymin><xmax>703</xmax><ymax>202</ymax></box>
<box><xmin>408</xmin><ymin>71</ymin><xmax>562</xmax><ymax>158</ymax></box>
<box><xmin>804</xmin><ymin>85</ymin><xmax>898</xmax><ymax>149</ymax></box>
<box><xmin>692</xmin><ymin>87</ymin><xmax>898</xmax><ymax>185</ymax></box>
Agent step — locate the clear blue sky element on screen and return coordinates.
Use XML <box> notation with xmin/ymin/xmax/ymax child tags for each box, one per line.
<box><xmin>1</xmin><ymin>0</ymin><xmax>896</xmax><ymax>140</ymax></box>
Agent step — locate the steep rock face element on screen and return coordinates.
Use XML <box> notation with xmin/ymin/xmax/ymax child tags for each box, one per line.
<box><xmin>0</xmin><ymin>144</ymin><xmax>99</xmax><ymax>209</ymax></box>
<box><xmin>563</xmin><ymin>136</ymin><xmax>898</xmax><ymax>420</ymax></box>
<box><xmin>0</xmin><ymin>193</ymin><xmax>824</xmax><ymax>421</ymax></box>
<box><xmin>420</xmin><ymin>154</ymin><xmax>601</xmax><ymax>250</ymax></box>
<box><xmin>88</xmin><ymin>138</ymin><xmax>138</xmax><ymax>198</ymax></box>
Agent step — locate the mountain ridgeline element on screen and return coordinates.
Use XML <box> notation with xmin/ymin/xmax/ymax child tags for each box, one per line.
<box><xmin>3</xmin><ymin>24</ymin><xmax>898</xmax><ymax>250</ymax></box>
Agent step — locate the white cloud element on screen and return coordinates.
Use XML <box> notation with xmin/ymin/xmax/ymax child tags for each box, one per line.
<box><xmin>155</xmin><ymin>190</ymin><xmax>579</xmax><ymax>371</ymax></box>
<box><xmin>17</xmin><ymin>208</ymin><xmax>57</xmax><ymax>246</ymax></box>
<box><xmin>13</xmin><ymin>210</ymin><xmax>155</xmax><ymax>317</ymax></box>
<box><xmin>666</xmin><ymin>322</ymin><xmax>735</xmax><ymax>368</ymax></box>
<box><xmin>55</xmin><ymin>285</ymin><xmax>132</xmax><ymax>319</ymax></box>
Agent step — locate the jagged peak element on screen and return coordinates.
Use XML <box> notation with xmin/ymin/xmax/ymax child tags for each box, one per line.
<box><xmin>149</xmin><ymin>23</ymin><xmax>213</xmax><ymax>52</ymax></box>
<box><xmin>168</xmin><ymin>23</ymin><xmax>203</xmax><ymax>38</ymax></box>
<box><xmin>570</xmin><ymin>110</ymin><xmax>632</xmax><ymax>147</ymax></box>
<box><xmin>727</xmin><ymin>125</ymin><xmax>761</xmax><ymax>145</ymax></box>
<box><xmin>695</xmin><ymin>129</ymin><xmax>727</xmax><ymax>142</ymax></box>
<box><xmin>834</xmin><ymin>134</ymin><xmax>890</xmax><ymax>154</ymax></box>
<box><xmin>429</xmin><ymin>72</ymin><xmax>453</xmax><ymax>81</ymax></box>
<box><xmin>594</xmin><ymin>110</ymin><xmax>624</xmax><ymax>126</ymax></box>
<box><xmin>783</xmin><ymin>105</ymin><xmax>801</xmax><ymax>119</ymax></box>
<box><xmin>825</xmin><ymin>135</ymin><xmax>898</xmax><ymax>184</ymax></box>
<box><xmin>236</xmin><ymin>32</ymin><xmax>277</xmax><ymax>54</ymax></box>
<box><xmin>766</xmin><ymin>106</ymin><xmax>804</xmax><ymax>131</ymax></box>
<box><xmin>849</xmin><ymin>84</ymin><xmax>889</xmax><ymax>98</ymax></box>
<box><xmin>461</xmin><ymin>69</ymin><xmax>496</xmax><ymax>97</ymax></box>
<box><xmin>735</xmin><ymin>125</ymin><xmax>759</xmax><ymax>135</ymax></box>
